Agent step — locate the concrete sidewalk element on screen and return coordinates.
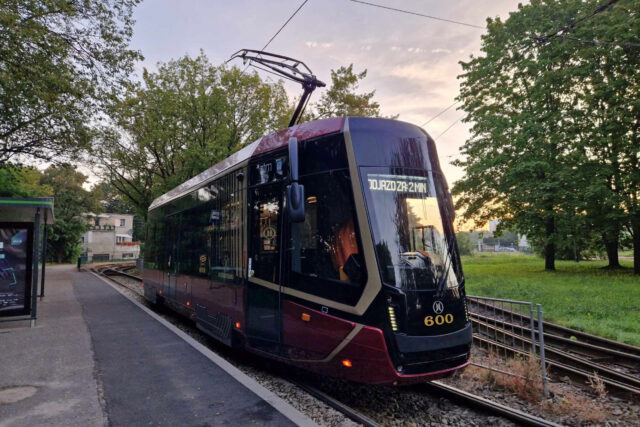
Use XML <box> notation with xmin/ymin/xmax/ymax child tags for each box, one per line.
<box><xmin>0</xmin><ymin>265</ymin><xmax>312</xmax><ymax>426</ymax></box>
<box><xmin>0</xmin><ymin>265</ymin><xmax>105</xmax><ymax>426</ymax></box>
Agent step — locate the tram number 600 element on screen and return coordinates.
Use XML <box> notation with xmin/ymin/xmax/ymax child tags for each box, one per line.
<box><xmin>424</xmin><ymin>314</ymin><xmax>454</xmax><ymax>326</ymax></box>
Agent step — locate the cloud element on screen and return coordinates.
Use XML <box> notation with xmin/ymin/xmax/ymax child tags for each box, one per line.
<box><xmin>305</xmin><ymin>41</ymin><xmax>332</xmax><ymax>48</ymax></box>
<box><xmin>431</xmin><ymin>48</ymin><xmax>452</xmax><ymax>54</ymax></box>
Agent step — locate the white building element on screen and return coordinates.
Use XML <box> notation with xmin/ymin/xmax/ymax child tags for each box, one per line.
<box><xmin>81</xmin><ymin>213</ymin><xmax>140</xmax><ymax>262</ymax></box>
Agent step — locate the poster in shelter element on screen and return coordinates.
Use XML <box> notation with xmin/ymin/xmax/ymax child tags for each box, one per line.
<box><xmin>0</xmin><ymin>223</ymin><xmax>32</xmax><ymax>316</ymax></box>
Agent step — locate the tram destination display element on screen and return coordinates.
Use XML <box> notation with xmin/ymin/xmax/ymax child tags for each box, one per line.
<box><xmin>0</xmin><ymin>223</ymin><xmax>33</xmax><ymax>316</ymax></box>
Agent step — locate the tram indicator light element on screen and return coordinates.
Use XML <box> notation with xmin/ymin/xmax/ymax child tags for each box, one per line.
<box><xmin>342</xmin><ymin>359</ymin><xmax>352</xmax><ymax>368</ymax></box>
<box><xmin>235</xmin><ymin>322</ymin><xmax>241</xmax><ymax>329</ymax></box>
<box><xmin>301</xmin><ymin>313</ymin><xmax>311</xmax><ymax>322</ymax></box>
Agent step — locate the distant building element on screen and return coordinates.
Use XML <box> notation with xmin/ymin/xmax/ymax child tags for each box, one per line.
<box><xmin>81</xmin><ymin>213</ymin><xmax>140</xmax><ymax>262</ymax></box>
<box><xmin>489</xmin><ymin>219</ymin><xmax>500</xmax><ymax>233</ymax></box>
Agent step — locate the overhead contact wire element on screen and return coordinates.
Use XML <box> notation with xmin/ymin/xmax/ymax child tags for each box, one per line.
<box><xmin>349</xmin><ymin>0</ymin><xmax>485</xmax><ymax>29</ymax></box>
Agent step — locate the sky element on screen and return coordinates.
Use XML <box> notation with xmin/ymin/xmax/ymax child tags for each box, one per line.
<box><xmin>126</xmin><ymin>0</ymin><xmax>522</xmax><ymax>185</ymax></box>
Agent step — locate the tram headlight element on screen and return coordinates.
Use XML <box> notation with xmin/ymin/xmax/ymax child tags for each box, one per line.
<box><xmin>387</xmin><ymin>305</ymin><xmax>398</xmax><ymax>332</ymax></box>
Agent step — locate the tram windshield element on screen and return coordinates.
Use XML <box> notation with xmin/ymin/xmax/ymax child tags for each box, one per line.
<box><xmin>347</xmin><ymin>117</ymin><xmax>461</xmax><ymax>291</ymax></box>
<box><xmin>361</xmin><ymin>168</ymin><xmax>459</xmax><ymax>290</ymax></box>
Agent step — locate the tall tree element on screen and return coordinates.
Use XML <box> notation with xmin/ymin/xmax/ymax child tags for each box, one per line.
<box><xmin>454</xmin><ymin>1</ymin><xmax>583</xmax><ymax>270</ymax></box>
<box><xmin>454</xmin><ymin>0</ymin><xmax>639</xmax><ymax>271</ymax></box>
<box><xmin>0</xmin><ymin>0</ymin><xmax>141</xmax><ymax>164</ymax></box>
<box><xmin>96</xmin><ymin>53</ymin><xmax>291</xmax><ymax>219</ymax></box>
<box><xmin>313</xmin><ymin>64</ymin><xmax>383</xmax><ymax>119</ymax></box>
<box><xmin>566</xmin><ymin>0</ymin><xmax>640</xmax><ymax>272</ymax></box>
<box><xmin>41</xmin><ymin>164</ymin><xmax>99</xmax><ymax>263</ymax></box>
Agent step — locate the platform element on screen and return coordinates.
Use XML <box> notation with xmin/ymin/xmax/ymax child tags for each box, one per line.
<box><xmin>0</xmin><ymin>265</ymin><xmax>314</xmax><ymax>426</ymax></box>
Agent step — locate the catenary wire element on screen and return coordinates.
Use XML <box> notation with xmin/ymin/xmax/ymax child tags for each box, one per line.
<box><xmin>534</xmin><ymin>0</ymin><xmax>621</xmax><ymax>43</ymax></box>
<box><xmin>420</xmin><ymin>101</ymin><xmax>459</xmax><ymax>128</ymax></box>
<box><xmin>243</xmin><ymin>0</ymin><xmax>309</xmax><ymax>73</ymax></box>
<box><xmin>349</xmin><ymin>0</ymin><xmax>485</xmax><ymax>29</ymax></box>
<box><xmin>261</xmin><ymin>0</ymin><xmax>309</xmax><ymax>51</ymax></box>
<box><xmin>434</xmin><ymin>115</ymin><xmax>464</xmax><ymax>140</ymax></box>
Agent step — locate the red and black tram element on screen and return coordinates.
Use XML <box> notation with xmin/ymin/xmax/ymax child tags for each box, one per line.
<box><xmin>142</xmin><ymin>116</ymin><xmax>472</xmax><ymax>385</ymax></box>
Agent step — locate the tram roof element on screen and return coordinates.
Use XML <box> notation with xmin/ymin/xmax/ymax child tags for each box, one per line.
<box><xmin>148</xmin><ymin>117</ymin><xmax>345</xmax><ymax>211</ymax></box>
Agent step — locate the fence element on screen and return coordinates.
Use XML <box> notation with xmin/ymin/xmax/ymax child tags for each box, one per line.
<box><xmin>466</xmin><ymin>295</ymin><xmax>549</xmax><ymax>397</ymax></box>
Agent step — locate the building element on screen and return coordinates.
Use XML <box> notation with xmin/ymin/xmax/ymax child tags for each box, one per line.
<box><xmin>81</xmin><ymin>213</ymin><xmax>140</xmax><ymax>262</ymax></box>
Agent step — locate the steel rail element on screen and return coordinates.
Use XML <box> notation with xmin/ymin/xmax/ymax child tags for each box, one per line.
<box><xmin>425</xmin><ymin>381</ymin><xmax>562</xmax><ymax>427</ymax></box>
<box><xmin>101</xmin><ymin>268</ymin><xmax>143</xmax><ymax>282</ymax></box>
<box><xmin>473</xmin><ymin>317</ymin><xmax>640</xmax><ymax>391</ymax></box>
<box><xmin>468</xmin><ymin>299</ymin><xmax>640</xmax><ymax>356</ymax></box>
<box><xmin>287</xmin><ymin>378</ymin><xmax>381</xmax><ymax>427</ymax></box>
<box><xmin>471</xmin><ymin>311</ymin><xmax>640</xmax><ymax>369</ymax></box>
<box><xmin>473</xmin><ymin>333</ymin><xmax>640</xmax><ymax>396</ymax></box>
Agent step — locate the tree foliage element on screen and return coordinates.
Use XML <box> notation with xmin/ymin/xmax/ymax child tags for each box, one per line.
<box><xmin>0</xmin><ymin>0</ymin><xmax>141</xmax><ymax>164</ymax></box>
<box><xmin>456</xmin><ymin>232</ymin><xmax>474</xmax><ymax>256</ymax></box>
<box><xmin>96</xmin><ymin>52</ymin><xmax>291</xmax><ymax>219</ymax></box>
<box><xmin>41</xmin><ymin>165</ymin><xmax>100</xmax><ymax>263</ymax></box>
<box><xmin>0</xmin><ymin>165</ymin><xmax>52</xmax><ymax>198</ymax></box>
<box><xmin>312</xmin><ymin>64</ymin><xmax>383</xmax><ymax>119</ymax></box>
<box><xmin>453</xmin><ymin>0</ymin><xmax>640</xmax><ymax>272</ymax></box>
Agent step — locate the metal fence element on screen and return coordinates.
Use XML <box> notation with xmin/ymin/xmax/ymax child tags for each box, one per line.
<box><xmin>466</xmin><ymin>295</ymin><xmax>549</xmax><ymax>397</ymax></box>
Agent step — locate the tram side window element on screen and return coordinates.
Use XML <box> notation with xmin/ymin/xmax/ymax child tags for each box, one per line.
<box><xmin>290</xmin><ymin>170</ymin><xmax>364</xmax><ymax>284</ymax></box>
<box><xmin>143</xmin><ymin>222</ymin><xmax>156</xmax><ymax>269</ymax></box>
<box><xmin>209</xmin><ymin>173</ymin><xmax>243</xmax><ymax>284</ymax></box>
<box><xmin>178</xmin><ymin>204</ymin><xmax>211</xmax><ymax>277</ymax></box>
<box><xmin>143</xmin><ymin>211</ymin><xmax>164</xmax><ymax>270</ymax></box>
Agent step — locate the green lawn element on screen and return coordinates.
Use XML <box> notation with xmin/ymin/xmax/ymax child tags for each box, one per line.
<box><xmin>462</xmin><ymin>254</ymin><xmax>640</xmax><ymax>347</ymax></box>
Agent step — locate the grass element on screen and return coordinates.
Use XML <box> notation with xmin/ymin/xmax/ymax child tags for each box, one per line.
<box><xmin>462</xmin><ymin>253</ymin><xmax>640</xmax><ymax>347</ymax></box>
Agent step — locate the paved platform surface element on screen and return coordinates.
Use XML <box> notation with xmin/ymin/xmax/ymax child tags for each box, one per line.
<box><xmin>0</xmin><ymin>265</ymin><xmax>312</xmax><ymax>426</ymax></box>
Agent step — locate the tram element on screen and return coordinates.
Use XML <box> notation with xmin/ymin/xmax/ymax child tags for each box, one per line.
<box><xmin>142</xmin><ymin>116</ymin><xmax>472</xmax><ymax>385</ymax></box>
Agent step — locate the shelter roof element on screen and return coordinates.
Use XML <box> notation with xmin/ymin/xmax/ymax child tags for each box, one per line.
<box><xmin>0</xmin><ymin>197</ymin><xmax>54</xmax><ymax>224</ymax></box>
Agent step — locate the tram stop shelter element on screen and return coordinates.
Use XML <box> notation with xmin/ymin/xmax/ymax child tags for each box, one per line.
<box><xmin>0</xmin><ymin>197</ymin><xmax>54</xmax><ymax>327</ymax></box>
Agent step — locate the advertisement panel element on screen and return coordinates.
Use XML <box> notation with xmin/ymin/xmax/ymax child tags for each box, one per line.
<box><xmin>0</xmin><ymin>223</ymin><xmax>33</xmax><ymax>316</ymax></box>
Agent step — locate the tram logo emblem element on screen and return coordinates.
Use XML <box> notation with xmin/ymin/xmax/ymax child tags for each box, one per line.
<box><xmin>432</xmin><ymin>301</ymin><xmax>444</xmax><ymax>314</ymax></box>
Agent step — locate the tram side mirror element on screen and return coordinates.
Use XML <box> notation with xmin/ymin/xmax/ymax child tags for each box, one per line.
<box><xmin>343</xmin><ymin>253</ymin><xmax>363</xmax><ymax>283</ymax></box>
<box><xmin>286</xmin><ymin>137</ymin><xmax>306</xmax><ymax>222</ymax></box>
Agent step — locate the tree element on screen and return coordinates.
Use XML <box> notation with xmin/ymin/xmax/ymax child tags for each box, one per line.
<box><xmin>96</xmin><ymin>53</ymin><xmax>291</xmax><ymax>219</ymax></box>
<box><xmin>91</xmin><ymin>181</ymin><xmax>135</xmax><ymax>214</ymax></box>
<box><xmin>313</xmin><ymin>64</ymin><xmax>383</xmax><ymax>119</ymax></box>
<box><xmin>0</xmin><ymin>165</ymin><xmax>52</xmax><ymax>198</ymax></box>
<box><xmin>41</xmin><ymin>165</ymin><xmax>100</xmax><ymax>263</ymax></box>
<box><xmin>454</xmin><ymin>1</ymin><xmax>584</xmax><ymax>270</ymax></box>
<box><xmin>566</xmin><ymin>0</ymin><xmax>640</xmax><ymax>272</ymax></box>
<box><xmin>456</xmin><ymin>232</ymin><xmax>474</xmax><ymax>256</ymax></box>
<box><xmin>454</xmin><ymin>0</ymin><xmax>640</xmax><ymax>271</ymax></box>
<box><xmin>0</xmin><ymin>0</ymin><xmax>141</xmax><ymax>164</ymax></box>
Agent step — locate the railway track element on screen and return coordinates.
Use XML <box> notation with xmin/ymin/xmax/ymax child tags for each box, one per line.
<box><xmin>95</xmin><ymin>268</ymin><xmax>565</xmax><ymax>426</ymax></box>
<box><xmin>424</xmin><ymin>381</ymin><xmax>561</xmax><ymax>427</ymax></box>
<box><xmin>468</xmin><ymin>300</ymin><xmax>640</xmax><ymax>397</ymax></box>
<box><xmin>469</xmin><ymin>299</ymin><xmax>640</xmax><ymax>362</ymax></box>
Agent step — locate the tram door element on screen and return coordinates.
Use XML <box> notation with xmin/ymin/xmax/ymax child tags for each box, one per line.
<box><xmin>246</xmin><ymin>167</ymin><xmax>285</xmax><ymax>352</ymax></box>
